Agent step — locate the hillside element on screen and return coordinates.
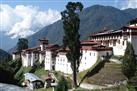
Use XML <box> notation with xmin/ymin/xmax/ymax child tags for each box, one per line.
<box><xmin>82</xmin><ymin>61</ymin><xmax>126</xmax><ymax>85</ymax></box>
<box><xmin>27</xmin><ymin>5</ymin><xmax>137</xmax><ymax>48</ymax></box>
<box><xmin>0</xmin><ymin>49</ymin><xmax>11</xmax><ymax>61</ymax></box>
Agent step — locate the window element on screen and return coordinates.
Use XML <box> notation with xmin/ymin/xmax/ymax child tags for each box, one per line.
<box><xmin>113</xmin><ymin>41</ymin><xmax>116</xmax><ymax>46</ymax></box>
<box><xmin>118</xmin><ymin>40</ymin><xmax>120</xmax><ymax>44</ymax></box>
<box><xmin>123</xmin><ymin>41</ymin><xmax>124</xmax><ymax>45</ymax></box>
<box><xmin>90</xmin><ymin>52</ymin><xmax>91</xmax><ymax>56</ymax></box>
<box><xmin>85</xmin><ymin>57</ymin><xmax>86</xmax><ymax>60</ymax></box>
<box><xmin>94</xmin><ymin>53</ymin><xmax>95</xmax><ymax>56</ymax></box>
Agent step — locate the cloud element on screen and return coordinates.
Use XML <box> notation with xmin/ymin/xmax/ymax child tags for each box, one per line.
<box><xmin>0</xmin><ymin>4</ymin><xmax>61</xmax><ymax>39</ymax></box>
<box><xmin>121</xmin><ymin>0</ymin><xmax>137</xmax><ymax>9</ymax></box>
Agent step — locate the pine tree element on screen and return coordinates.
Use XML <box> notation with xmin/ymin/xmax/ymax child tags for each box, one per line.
<box><xmin>61</xmin><ymin>2</ymin><xmax>83</xmax><ymax>88</ymax></box>
<box><xmin>122</xmin><ymin>42</ymin><xmax>137</xmax><ymax>80</ymax></box>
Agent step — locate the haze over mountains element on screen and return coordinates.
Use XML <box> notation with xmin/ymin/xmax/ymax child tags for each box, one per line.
<box><xmin>26</xmin><ymin>5</ymin><xmax>137</xmax><ymax>48</ymax></box>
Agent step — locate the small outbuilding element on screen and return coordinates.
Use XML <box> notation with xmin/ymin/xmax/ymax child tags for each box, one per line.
<box><xmin>23</xmin><ymin>73</ymin><xmax>44</xmax><ymax>90</ymax></box>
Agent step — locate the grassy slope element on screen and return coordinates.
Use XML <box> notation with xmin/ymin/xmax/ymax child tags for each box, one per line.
<box><xmin>33</xmin><ymin>88</ymin><xmax>53</xmax><ymax>91</ymax></box>
<box><xmin>14</xmin><ymin>66</ymin><xmax>49</xmax><ymax>85</ymax></box>
<box><xmin>77</xmin><ymin>59</ymin><xmax>101</xmax><ymax>83</ymax></box>
<box><xmin>83</xmin><ymin>61</ymin><xmax>126</xmax><ymax>85</ymax></box>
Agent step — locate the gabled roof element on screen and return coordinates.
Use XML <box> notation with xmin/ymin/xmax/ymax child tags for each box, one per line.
<box><xmin>90</xmin><ymin>29</ymin><xmax>122</xmax><ymax>37</ymax></box>
<box><xmin>24</xmin><ymin>73</ymin><xmax>42</xmax><ymax>82</ymax></box>
<box><xmin>46</xmin><ymin>44</ymin><xmax>60</xmax><ymax>51</ymax></box>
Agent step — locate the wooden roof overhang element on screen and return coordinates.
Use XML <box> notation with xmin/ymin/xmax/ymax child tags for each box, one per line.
<box><xmin>90</xmin><ymin>30</ymin><xmax>122</xmax><ymax>37</ymax></box>
<box><xmin>81</xmin><ymin>46</ymin><xmax>112</xmax><ymax>51</ymax></box>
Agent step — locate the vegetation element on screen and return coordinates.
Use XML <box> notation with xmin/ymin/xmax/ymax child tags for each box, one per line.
<box><xmin>34</xmin><ymin>67</ymin><xmax>48</xmax><ymax>78</ymax></box>
<box><xmin>54</xmin><ymin>71</ymin><xmax>72</xmax><ymax>89</ymax></box>
<box><xmin>74</xmin><ymin>85</ymin><xmax>130</xmax><ymax>91</ymax></box>
<box><xmin>0</xmin><ymin>49</ymin><xmax>11</xmax><ymax>62</ymax></box>
<box><xmin>0</xmin><ymin>61</ymin><xmax>16</xmax><ymax>84</ymax></box>
<box><xmin>77</xmin><ymin>58</ymin><xmax>102</xmax><ymax>84</ymax></box>
<box><xmin>17</xmin><ymin>38</ymin><xmax>28</xmax><ymax>52</ymax></box>
<box><xmin>55</xmin><ymin>76</ymin><xmax>68</xmax><ymax>91</ymax></box>
<box><xmin>61</xmin><ymin>2</ymin><xmax>83</xmax><ymax>88</ymax></box>
<box><xmin>34</xmin><ymin>88</ymin><xmax>53</xmax><ymax>91</ymax></box>
<box><xmin>111</xmin><ymin>55</ymin><xmax>123</xmax><ymax>61</ymax></box>
<box><xmin>17</xmin><ymin>38</ymin><xmax>28</xmax><ymax>60</ymax></box>
<box><xmin>122</xmin><ymin>42</ymin><xmax>137</xmax><ymax>80</ymax></box>
<box><xmin>14</xmin><ymin>62</ymin><xmax>49</xmax><ymax>85</ymax></box>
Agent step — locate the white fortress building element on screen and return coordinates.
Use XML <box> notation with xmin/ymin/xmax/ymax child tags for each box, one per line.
<box><xmin>79</xmin><ymin>40</ymin><xmax>112</xmax><ymax>72</ymax></box>
<box><xmin>12</xmin><ymin>18</ymin><xmax>137</xmax><ymax>74</ymax></box>
<box><xmin>55</xmin><ymin>48</ymin><xmax>72</xmax><ymax>74</ymax></box>
<box><xmin>89</xmin><ymin>18</ymin><xmax>137</xmax><ymax>56</ymax></box>
<box><xmin>44</xmin><ymin>44</ymin><xmax>60</xmax><ymax>71</ymax></box>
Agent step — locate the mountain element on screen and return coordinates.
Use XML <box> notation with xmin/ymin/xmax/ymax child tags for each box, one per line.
<box><xmin>0</xmin><ymin>49</ymin><xmax>11</xmax><ymax>61</ymax></box>
<box><xmin>13</xmin><ymin>5</ymin><xmax>137</xmax><ymax>50</ymax></box>
<box><xmin>0</xmin><ymin>32</ymin><xmax>18</xmax><ymax>51</ymax></box>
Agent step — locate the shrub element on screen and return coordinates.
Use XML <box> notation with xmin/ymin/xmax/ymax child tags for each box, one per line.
<box><xmin>55</xmin><ymin>76</ymin><xmax>68</xmax><ymax>91</ymax></box>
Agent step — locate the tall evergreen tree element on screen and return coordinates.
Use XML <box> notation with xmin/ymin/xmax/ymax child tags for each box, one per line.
<box><xmin>122</xmin><ymin>42</ymin><xmax>137</xmax><ymax>79</ymax></box>
<box><xmin>17</xmin><ymin>38</ymin><xmax>28</xmax><ymax>59</ymax></box>
<box><xmin>61</xmin><ymin>2</ymin><xmax>83</xmax><ymax>88</ymax></box>
<box><xmin>17</xmin><ymin>38</ymin><xmax>28</xmax><ymax>52</ymax></box>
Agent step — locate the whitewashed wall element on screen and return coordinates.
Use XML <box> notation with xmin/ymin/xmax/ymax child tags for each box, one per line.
<box><xmin>22</xmin><ymin>53</ymin><xmax>31</xmax><ymax>67</ymax></box>
<box><xmin>45</xmin><ymin>51</ymin><xmax>53</xmax><ymax>70</ymax></box>
<box><xmin>55</xmin><ymin>54</ymin><xmax>72</xmax><ymax>74</ymax></box>
<box><xmin>39</xmin><ymin>53</ymin><xmax>45</xmax><ymax>64</ymax></box>
<box><xmin>79</xmin><ymin>50</ymin><xmax>98</xmax><ymax>72</ymax></box>
<box><xmin>12</xmin><ymin>54</ymin><xmax>20</xmax><ymax>60</ymax></box>
<box><xmin>79</xmin><ymin>50</ymin><xmax>112</xmax><ymax>72</ymax></box>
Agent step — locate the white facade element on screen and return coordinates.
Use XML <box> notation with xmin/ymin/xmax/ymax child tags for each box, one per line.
<box><xmin>55</xmin><ymin>46</ymin><xmax>112</xmax><ymax>74</ymax></box>
<box><xmin>39</xmin><ymin>53</ymin><xmax>45</xmax><ymax>64</ymax></box>
<box><xmin>91</xmin><ymin>30</ymin><xmax>137</xmax><ymax>56</ymax></box>
<box><xmin>45</xmin><ymin>51</ymin><xmax>53</xmax><ymax>70</ymax></box>
<box><xmin>90</xmin><ymin>18</ymin><xmax>137</xmax><ymax>56</ymax></box>
<box><xmin>22</xmin><ymin>51</ymin><xmax>39</xmax><ymax>67</ymax></box>
<box><xmin>79</xmin><ymin>50</ymin><xmax>97</xmax><ymax>72</ymax></box>
<box><xmin>22</xmin><ymin>53</ymin><xmax>31</xmax><ymax>67</ymax></box>
<box><xmin>12</xmin><ymin>53</ymin><xmax>20</xmax><ymax>60</ymax></box>
<box><xmin>79</xmin><ymin>49</ymin><xmax>112</xmax><ymax>72</ymax></box>
<box><xmin>55</xmin><ymin>52</ymin><xmax>72</xmax><ymax>74</ymax></box>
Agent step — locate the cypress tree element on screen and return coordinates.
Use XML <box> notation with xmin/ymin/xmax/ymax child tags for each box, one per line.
<box><xmin>122</xmin><ymin>42</ymin><xmax>137</xmax><ymax>79</ymax></box>
<box><xmin>61</xmin><ymin>2</ymin><xmax>83</xmax><ymax>88</ymax></box>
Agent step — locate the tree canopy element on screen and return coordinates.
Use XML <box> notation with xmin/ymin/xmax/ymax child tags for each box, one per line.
<box><xmin>61</xmin><ymin>2</ymin><xmax>83</xmax><ymax>88</ymax></box>
<box><xmin>17</xmin><ymin>38</ymin><xmax>28</xmax><ymax>52</ymax></box>
<box><xmin>122</xmin><ymin>42</ymin><xmax>137</xmax><ymax>79</ymax></box>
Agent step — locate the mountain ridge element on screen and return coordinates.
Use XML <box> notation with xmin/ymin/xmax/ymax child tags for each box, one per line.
<box><xmin>9</xmin><ymin>5</ymin><xmax>137</xmax><ymax>52</ymax></box>
<box><xmin>0</xmin><ymin>49</ymin><xmax>11</xmax><ymax>61</ymax></box>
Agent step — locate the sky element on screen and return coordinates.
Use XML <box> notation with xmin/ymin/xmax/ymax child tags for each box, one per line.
<box><xmin>0</xmin><ymin>0</ymin><xmax>137</xmax><ymax>50</ymax></box>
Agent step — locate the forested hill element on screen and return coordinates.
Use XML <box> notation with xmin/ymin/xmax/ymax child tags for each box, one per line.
<box><xmin>0</xmin><ymin>49</ymin><xmax>11</xmax><ymax>61</ymax></box>
<box><xmin>13</xmin><ymin>5</ymin><xmax>137</xmax><ymax>49</ymax></box>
